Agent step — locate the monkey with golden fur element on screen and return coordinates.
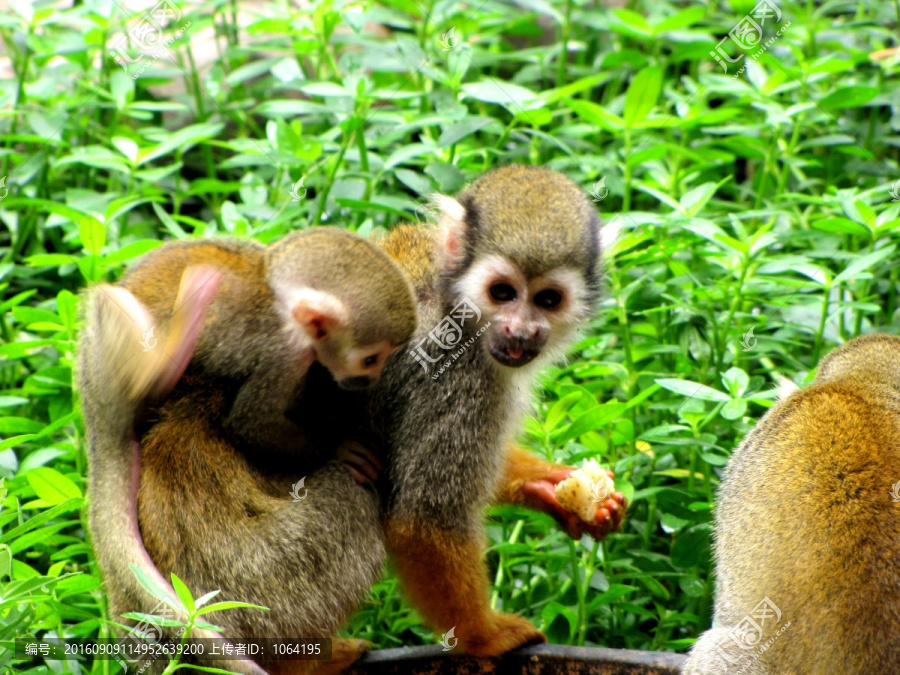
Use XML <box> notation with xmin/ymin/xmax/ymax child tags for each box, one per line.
<box><xmin>79</xmin><ymin>228</ymin><xmax>415</xmax><ymax>674</ymax></box>
<box><xmin>683</xmin><ymin>333</ymin><xmax>900</xmax><ymax>674</ymax></box>
<box><xmin>368</xmin><ymin>165</ymin><xmax>627</xmax><ymax>657</ymax></box>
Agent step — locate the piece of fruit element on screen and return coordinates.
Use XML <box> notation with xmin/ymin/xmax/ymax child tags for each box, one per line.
<box><xmin>554</xmin><ymin>458</ymin><xmax>615</xmax><ymax>525</ymax></box>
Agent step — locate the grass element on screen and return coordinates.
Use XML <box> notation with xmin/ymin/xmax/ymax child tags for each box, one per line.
<box><xmin>0</xmin><ymin>0</ymin><xmax>898</xmax><ymax>671</ymax></box>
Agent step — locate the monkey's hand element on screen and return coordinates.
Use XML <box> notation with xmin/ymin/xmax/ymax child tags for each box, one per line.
<box><xmin>521</xmin><ymin>467</ymin><xmax>626</xmax><ymax>541</ymax></box>
<box><xmin>336</xmin><ymin>439</ymin><xmax>382</xmax><ymax>487</ymax></box>
<box><xmin>497</xmin><ymin>445</ymin><xmax>625</xmax><ymax>540</ymax></box>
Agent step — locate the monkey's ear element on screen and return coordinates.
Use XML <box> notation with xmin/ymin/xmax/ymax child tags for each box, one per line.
<box><xmin>433</xmin><ymin>194</ymin><xmax>467</xmax><ymax>263</ymax></box>
<box><xmin>291</xmin><ymin>290</ymin><xmax>348</xmax><ymax>341</ymax></box>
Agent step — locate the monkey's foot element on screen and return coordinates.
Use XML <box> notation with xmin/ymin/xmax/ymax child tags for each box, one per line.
<box><xmin>462</xmin><ymin>612</ymin><xmax>546</xmax><ymax>658</ymax></box>
<box><xmin>316</xmin><ymin>638</ymin><xmax>370</xmax><ymax>674</ymax></box>
<box><xmin>522</xmin><ymin>468</ymin><xmax>626</xmax><ymax>540</ymax></box>
<box><xmin>336</xmin><ymin>440</ymin><xmax>382</xmax><ymax>486</ymax></box>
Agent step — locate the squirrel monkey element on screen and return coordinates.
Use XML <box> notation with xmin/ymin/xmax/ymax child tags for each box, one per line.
<box><xmin>79</xmin><ymin>228</ymin><xmax>414</xmax><ymax>674</ymax></box>
<box><xmin>115</xmin><ymin>227</ymin><xmax>416</xmax><ymax>459</ymax></box>
<box><xmin>369</xmin><ymin>165</ymin><xmax>627</xmax><ymax>657</ymax></box>
<box><xmin>81</xmin><ymin>312</ymin><xmax>383</xmax><ymax>675</ymax></box>
<box><xmin>683</xmin><ymin>334</ymin><xmax>900</xmax><ymax>674</ymax></box>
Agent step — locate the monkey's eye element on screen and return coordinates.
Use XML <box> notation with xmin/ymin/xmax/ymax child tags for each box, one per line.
<box><xmin>534</xmin><ymin>289</ymin><xmax>563</xmax><ymax>309</ymax></box>
<box><xmin>363</xmin><ymin>354</ymin><xmax>379</xmax><ymax>367</ymax></box>
<box><xmin>490</xmin><ymin>283</ymin><xmax>517</xmax><ymax>302</ymax></box>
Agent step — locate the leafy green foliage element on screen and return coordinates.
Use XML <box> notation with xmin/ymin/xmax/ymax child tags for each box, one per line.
<box><xmin>1</xmin><ymin>0</ymin><xmax>899</xmax><ymax>670</ymax></box>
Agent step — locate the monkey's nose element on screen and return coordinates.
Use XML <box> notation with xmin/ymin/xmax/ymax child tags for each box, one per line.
<box><xmin>339</xmin><ymin>376</ymin><xmax>374</xmax><ymax>391</ymax></box>
<box><xmin>505</xmin><ymin>325</ymin><xmax>542</xmax><ymax>341</ymax></box>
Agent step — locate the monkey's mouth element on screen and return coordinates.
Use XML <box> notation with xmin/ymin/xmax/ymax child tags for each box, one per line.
<box><xmin>489</xmin><ymin>341</ymin><xmax>540</xmax><ymax>368</ymax></box>
<box><xmin>338</xmin><ymin>375</ymin><xmax>375</xmax><ymax>390</ymax></box>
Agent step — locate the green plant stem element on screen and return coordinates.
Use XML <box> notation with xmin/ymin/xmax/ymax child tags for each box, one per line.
<box><xmin>556</xmin><ymin>0</ymin><xmax>573</xmax><ymax>89</ymax></box>
<box><xmin>567</xmin><ymin>537</ymin><xmax>586</xmax><ymax>643</ymax></box>
<box><xmin>576</xmin><ymin>539</ymin><xmax>601</xmax><ymax>644</ymax></box>
<box><xmin>812</xmin><ymin>282</ymin><xmax>831</xmax><ymax>363</ymax></box>
<box><xmin>622</xmin><ymin>129</ymin><xmax>633</xmax><ymax>211</ymax></box>
<box><xmin>719</xmin><ymin>254</ymin><xmax>750</xmax><ymax>370</ymax></box>
<box><xmin>312</xmin><ymin>140</ymin><xmax>350</xmax><ymax>225</ymax></box>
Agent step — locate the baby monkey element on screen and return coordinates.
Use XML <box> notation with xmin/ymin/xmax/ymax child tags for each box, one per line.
<box><xmin>114</xmin><ymin>227</ymin><xmax>417</xmax><ymax>459</ymax></box>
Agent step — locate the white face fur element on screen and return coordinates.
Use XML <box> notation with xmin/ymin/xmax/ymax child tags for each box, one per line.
<box><xmin>272</xmin><ymin>283</ymin><xmax>397</xmax><ymax>389</ymax></box>
<box><xmin>453</xmin><ymin>254</ymin><xmax>589</xmax><ymax>369</ymax></box>
<box><xmin>437</xmin><ymin>193</ymin><xmax>593</xmax><ymax>371</ymax></box>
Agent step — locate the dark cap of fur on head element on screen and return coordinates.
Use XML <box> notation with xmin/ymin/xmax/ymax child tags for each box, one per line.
<box><xmin>816</xmin><ymin>333</ymin><xmax>900</xmax><ymax>386</ymax></box>
<box><xmin>452</xmin><ymin>165</ymin><xmax>602</xmax><ymax>301</ymax></box>
<box><xmin>268</xmin><ymin>228</ymin><xmax>417</xmax><ymax>346</ymax></box>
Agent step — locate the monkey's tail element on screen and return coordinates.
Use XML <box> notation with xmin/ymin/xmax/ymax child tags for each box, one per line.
<box><xmin>78</xmin><ymin>278</ymin><xmax>269</xmax><ymax>675</ymax></box>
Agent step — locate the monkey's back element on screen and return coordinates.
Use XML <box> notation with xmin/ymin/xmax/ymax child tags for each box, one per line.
<box><xmin>380</xmin><ymin>224</ymin><xmax>438</xmax><ymax>303</ymax></box>
<box><xmin>136</xmin><ymin>378</ymin><xmax>386</xmax><ymax>640</ymax></box>
<box><xmin>712</xmin><ymin>379</ymin><xmax>900</xmax><ymax>672</ymax></box>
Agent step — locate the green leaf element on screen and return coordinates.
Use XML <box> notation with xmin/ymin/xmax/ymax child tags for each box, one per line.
<box><xmin>151</xmin><ymin>203</ymin><xmax>188</xmax><ymax>239</ymax></box>
<box><xmin>138</xmin><ymin>123</ymin><xmax>224</xmax><ymax>166</ymax></box>
<box><xmin>721</xmin><ymin>398</ymin><xmax>747</xmax><ymax>420</ymax></box>
<box><xmin>655</xmin><ymin>378</ymin><xmax>730</xmax><ymax>402</ymax></box>
<box><xmin>555</xmin><ymin>402</ymin><xmax>628</xmax><ymax>445</ymax></box>
<box><xmin>109</xmin><ymin>71</ymin><xmax>134</xmax><ymax>111</ymax></box>
<box><xmin>56</xmin><ymin>289</ymin><xmax>78</xmax><ymax>330</ymax></box>
<box><xmin>679</xmin><ymin>183</ymin><xmax>718</xmax><ymax>217</ymax></box>
<box><xmin>111</xmin><ymin>136</ymin><xmax>139</xmax><ymax>162</ymax></box>
<box><xmin>461</xmin><ymin>81</ymin><xmax>538</xmax><ymax>109</ymax></box>
<box><xmin>0</xmin><ymin>417</ymin><xmax>43</xmax><ymax>434</ymax></box>
<box><xmin>26</xmin><ymin>467</ymin><xmax>82</xmax><ymax>504</ymax></box>
<box><xmin>818</xmin><ymin>86</ymin><xmax>879</xmax><ymax>110</ymax></box>
<box><xmin>7</xmin><ymin>198</ymin><xmax>102</xmax><ymax>236</ymax></box>
<box><xmin>300</xmin><ymin>81</ymin><xmax>351</xmax><ymax>97</ymax></box>
<box><xmin>121</xmin><ymin>612</ymin><xmax>184</xmax><ymax>628</ymax></box>
<box><xmin>540</xmin><ymin>601</ymin><xmax>578</xmax><ymax>636</ymax></box>
<box><xmin>609</xmin><ymin>9</ymin><xmax>652</xmax><ymax>38</ymax></box>
<box><xmin>196</xmin><ymin>601</ymin><xmax>269</xmax><ymax>616</ymax></box>
<box><xmin>624</xmin><ymin>66</ymin><xmax>662</xmax><ymax>128</ymax></box>
<box><xmin>592</xmin><ymin>584</ymin><xmax>637</xmax><ymax>605</ymax></box>
<box><xmin>567</xmin><ymin>99</ymin><xmax>624</xmax><ymax>130</ymax></box>
<box><xmin>811</xmin><ymin>218</ymin><xmax>868</xmax><ymax>236</ymax></box>
<box><xmin>171</xmin><ymin>573</ymin><xmax>196</xmax><ymax>615</ymax></box>
<box><xmin>653</xmin><ymin>6</ymin><xmax>706</xmax><ymax>33</ymax></box>
<box><xmin>833</xmin><ymin>245</ymin><xmax>895</xmax><ymax>284</ymax></box>
<box><xmin>0</xmin><ymin>498</ymin><xmax>81</xmax><ymax>544</ymax></box>
<box><xmin>437</xmin><ymin>117</ymin><xmax>500</xmax><ymax>148</ymax></box>
<box><xmin>129</xmin><ymin>564</ymin><xmax>181</xmax><ymax>609</ymax></box>
<box><xmin>103</xmin><ymin>239</ymin><xmax>164</xmax><ymax>264</ymax></box>
<box><xmin>545</xmin><ymin>392</ymin><xmax>582</xmax><ymax>432</ymax></box>
<box><xmin>78</xmin><ymin>217</ymin><xmax>106</xmax><ymax>255</ymax></box>
<box><xmin>721</xmin><ymin>368</ymin><xmax>749</xmax><ymax>397</ymax></box>
<box><xmin>195</xmin><ymin>589</ymin><xmax>222</xmax><ymax>608</ymax></box>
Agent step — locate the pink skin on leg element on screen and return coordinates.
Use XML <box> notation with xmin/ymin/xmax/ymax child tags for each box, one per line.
<box><xmin>120</xmin><ymin>272</ymin><xmax>268</xmax><ymax>675</ymax></box>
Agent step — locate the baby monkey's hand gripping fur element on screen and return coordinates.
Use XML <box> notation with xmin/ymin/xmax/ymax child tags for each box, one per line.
<box><xmin>371</xmin><ymin>166</ymin><xmax>626</xmax><ymax>658</ymax></box>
